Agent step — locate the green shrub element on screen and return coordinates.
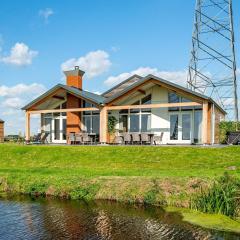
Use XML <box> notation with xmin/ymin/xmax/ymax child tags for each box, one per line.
<box><xmin>144</xmin><ymin>189</ymin><xmax>158</xmax><ymax>205</ymax></box>
<box><xmin>108</xmin><ymin>116</ymin><xmax>118</xmax><ymax>134</ymax></box>
<box><xmin>70</xmin><ymin>184</ymin><xmax>100</xmax><ymax>201</ymax></box>
<box><xmin>219</xmin><ymin>121</ymin><xmax>240</xmax><ymax>144</ymax></box>
<box><xmin>191</xmin><ymin>173</ymin><xmax>240</xmax><ymax>217</ymax></box>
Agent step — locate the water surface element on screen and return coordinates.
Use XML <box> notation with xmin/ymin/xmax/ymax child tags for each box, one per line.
<box><xmin>0</xmin><ymin>196</ymin><xmax>239</xmax><ymax>240</ymax></box>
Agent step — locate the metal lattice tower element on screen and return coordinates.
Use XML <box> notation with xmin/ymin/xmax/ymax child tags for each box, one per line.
<box><xmin>187</xmin><ymin>0</ymin><xmax>239</xmax><ymax>121</ymax></box>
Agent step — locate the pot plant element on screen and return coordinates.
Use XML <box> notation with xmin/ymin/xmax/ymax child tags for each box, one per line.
<box><xmin>108</xmin><ymin>116</ymin><xmax>118</xmax><ymax>144</ymax></box>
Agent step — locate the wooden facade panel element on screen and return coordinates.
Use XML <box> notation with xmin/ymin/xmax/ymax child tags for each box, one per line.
<box><xmin>0</xmin><ymin>122</ymin><xmax>4</xmax><ymax>142</ymax></box>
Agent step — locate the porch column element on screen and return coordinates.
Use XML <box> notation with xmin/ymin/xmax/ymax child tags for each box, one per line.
<box><xmin>99</xmin><ymin>107</ymin><xmax>108</xmax><ymax>144</ymax></box>
<box><xmin>25</xmin><ymin>111</ymin><xmax>30</xmax><ymax>142</ymax></box>
<box><xmin>202</xmin><ymin>101</ymin><xmax>208</xmax><ymax>145</ymax></box>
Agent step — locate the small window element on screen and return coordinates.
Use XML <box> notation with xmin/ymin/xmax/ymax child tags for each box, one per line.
<box><xmin>168</xmin><ymin>92</ymin><xmax>180</xmax><ymax>111</ymax></box>
<box><xmin>142</xmin><ymin>95</ymin><xmax>151</xmax><ymax>113</ymax></box>
<box><xmin>181</xmin><ymin>97</ymin><xmax>193</xmax><ymax>111</ymax></box>
<box><xmin>142</xmin><ymin>95</ymin><xmax>151</xmax><ymax>105</ymax></box>
<box><xmin>130</xmin><ymin>100</ymin><xmax>140</xmax><ymax>113</ymax></box>
<box><xmin>83</xmin><ymin>100</ymin><xmax>92</xmax><ymax>115</ymax></box>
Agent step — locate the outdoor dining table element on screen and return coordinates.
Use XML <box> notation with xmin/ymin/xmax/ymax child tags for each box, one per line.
<box><xmin>147</xmin><ymin>133</ymin><xmax>155</xmax><ymax>145</ymax></box>
<box><xmin>88</xmin><ymin>133</ymin><xmax>97</xmax><ymax>144</ymax></box>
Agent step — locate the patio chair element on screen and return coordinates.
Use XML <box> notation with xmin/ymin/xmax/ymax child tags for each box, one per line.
<box><xmin>40</xmin><ymin>133</ymin><xmax>49</xmax><ymax>144</ymax></box>
<box><xmin>132</xmin><ymin>133</ymin><xmax>141</xmax><ymax>145</ymax></box>
<box><xmin>153</xmin><ymin>132</ymin><xmax>164</xmax><ymax>145</ymax></box>
<box><xmin>82</xmin><ymin>133</ymin><xmax>91</xmax><ymax>145</ymax></box>
<box><xmin>123</xmin><ymin>133</ymin><xmax>132</xmax><ymax>145</ymax></box>
<box><xmin>32</xmin><ymin>133</ymin><xmax>48</xmax><ymax>144</ymax></box>
<box><xmin>68</xmin><ymin>133</ymin><xmax>76</xmax><ymax>145</ymax></box>
<box><xmin>114</xmin><ymin>135</ymin><xmax>124</xmax><ymax>145</ymax></box>
<box><xmin>141</xmin><ymin>133</ymin><xmax>151</xmax><ymax>145</ymax></box>
<box><xmin>75</xmin><ymin>133</ymin><xmax>83</xmax><ymax>145</ymax></box>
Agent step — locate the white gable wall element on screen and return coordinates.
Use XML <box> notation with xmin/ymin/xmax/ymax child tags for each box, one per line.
<box><xmin>151</xmin><ymin>85</ymin><xmax>170</xmax><ymax>144</ymax></box>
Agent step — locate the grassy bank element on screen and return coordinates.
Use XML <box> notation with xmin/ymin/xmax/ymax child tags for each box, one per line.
<box><xmin>0</xmin><ymin>144</ymin><xmax>240</xmax><ymax>231</ymax></box>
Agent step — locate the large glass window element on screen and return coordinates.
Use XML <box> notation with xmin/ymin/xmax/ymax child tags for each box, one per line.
<box><xmin>141</xmin><ymin>114</ymin><xmax>151</xmax><ymax>132</ymax></box>
<box><xmin>82</xmin><ymin>100</ymin><xmax>99</xmax><ymax>133</ymax></box>
<box><xmin>92</xmin><ymin>115</ymin><xmax>100</xmax><ymax>134</ymax></box>
<box><xmin>119</xmin><ymin>115</ymin><xmax>128</xmax><ymax>132</ymax></box>
<box><xmin>182</xmin><ymin>114</ymin><xmax>191</xmax><ymax>140</ymax></box>
<box><xmin>130</xmin><ymin>115</ymin><xmax>140</xmax><ymax>132</ymax></box>
<box><xmin>54</xmin><ymin>119</ymin><xmax>60</xmax><ymax>140</ymax></box>
<box><xmin>83</xmin><ymin>116</ymin><xmax>91</xmax><ymax>133</ymax></box>
<box><xmin>62</xmin><ymin>119</ymin><xmax>66</xmax><ymax>140</ymax></box>
<box><xmin>120</xmin><ymin>95</ymin><xmax>152</xmax><ymax>133</ymax></box>
<box><xmin>170</xmin><ymin>114</ymin><xmax>178</xmax><ymax>140</ymax></box>
<box><xmin>194</xmin><ymin>111</ymin><xmax>202</xmax><ymax>143</ymax></box>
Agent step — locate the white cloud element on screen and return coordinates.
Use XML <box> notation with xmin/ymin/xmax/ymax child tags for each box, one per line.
<box><xmin>104</xmin><ymin>67</ymin><xmax>188</xmax><ymax>87</ymax></box>
<box><xmin>1</xmin><ymin>97</ymin><xmax>23</xmax><ymax>109</ymax></box>
<box><xmin>0</xmin><ymin>83</ymin><xmax>45</xmax><ymax>97</ymax></box>
<box><xmin>0</xmin><ymin>42</ymin><xmax>38</xmax><ymax>66</ymax></box>
<box><xmin>0</xmin><ymin>83</ymin><xmax>46</xmax><ymax>135</ymax></box>
<box><xmin>39</xmin><ymin>8</ymin><xmax>54</xmax><ymax>22</ymax></box>
<box><xmin>61</xmin><ymin>50</ymin><xmax>112</xmax><ymax>79</ymax></box>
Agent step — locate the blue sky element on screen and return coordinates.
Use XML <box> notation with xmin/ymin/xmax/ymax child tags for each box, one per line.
<box><xmin>0</xmin><ymin>0</ymin><xmax>240</xmax><ymax>134</ymax></box>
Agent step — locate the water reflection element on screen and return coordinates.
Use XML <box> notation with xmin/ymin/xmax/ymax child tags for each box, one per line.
<box><xmin>0</xmin><ymin>196</ymin><xmax>239</xmax><ymax>240</ymax></box>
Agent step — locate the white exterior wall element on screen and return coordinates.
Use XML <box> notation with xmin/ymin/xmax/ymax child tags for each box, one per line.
<box><xmin>151</xmin><ymin>85</ymin><xmax>170</xmax><ymax>144</ymax></box>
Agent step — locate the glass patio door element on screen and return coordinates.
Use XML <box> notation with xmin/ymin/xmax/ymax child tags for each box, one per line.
<box><xmin>169</xmin><ymin>112</ymin><xmax>193</xmax><ymax>144</ymax></box>
<box><xmin>52</xmin><ymin>115</ymin><xmax>67</xmax><ymax>144</ymax></box>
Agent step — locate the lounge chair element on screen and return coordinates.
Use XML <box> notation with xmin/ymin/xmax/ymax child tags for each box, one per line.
<box><xmin>32</xmin><ymin>133</ymin><xmax>49</xmax><ymax>144</ymax></box>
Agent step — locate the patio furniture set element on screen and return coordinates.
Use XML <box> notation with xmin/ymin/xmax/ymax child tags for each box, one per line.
<box><xmin>114</xmin><ymin>132</ymin><xmax>164</xmax><ymax>145</ymax></box>
<box><xmin>68</xmin><ymin>132</ymin><xmax>164</xmax><ymax>145</ymax></box>
<box><xmin>68</xmin><ymin>132</ymin><xmax>97</xmax><ymax>145</ymax></box>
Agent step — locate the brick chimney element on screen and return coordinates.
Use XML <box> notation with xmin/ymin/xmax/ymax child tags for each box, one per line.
<box><xmin>64</xmin><ymin>66</ymin><xmax>85</xmax><ymax>89</ymax></box>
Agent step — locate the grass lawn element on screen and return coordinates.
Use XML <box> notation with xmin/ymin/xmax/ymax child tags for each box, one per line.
<box><xmin>0</xmin><ymin>144</ymin><xmax>240</xmax><ymax>203</ymax></box>
<box><xmin>0</xmin><ymin>144</ymin><xmax>239</xmax><ymax>201</ymax></box>
<box><xmin>1</xmin><ymin>144</ymin><xmax>240</xmax><ymax>232</ymax></box>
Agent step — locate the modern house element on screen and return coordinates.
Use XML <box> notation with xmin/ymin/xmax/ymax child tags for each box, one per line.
<box><xmin>22</xmin><ymin>66</ymin><xmax>226</xmax><ymax>145</ymax></box>
<box><xmin>0</xmin><ymin>119</ymin><xmax>4</xmax><ymax>143</ymax></box>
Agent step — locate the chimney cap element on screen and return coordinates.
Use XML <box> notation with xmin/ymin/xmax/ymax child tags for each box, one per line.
<box><xmin>64</xmin><ymin>67</ymin><xmax>85</xmax><ymax>77</ymax></box>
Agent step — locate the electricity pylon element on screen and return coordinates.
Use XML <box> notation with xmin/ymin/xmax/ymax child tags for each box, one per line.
<box><xmin>188</xmin><ymin>0</ymin><xmax>238</xmax><ymax>121</ymax></box>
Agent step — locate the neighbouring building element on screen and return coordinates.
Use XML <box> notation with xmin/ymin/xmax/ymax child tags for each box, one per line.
<box><xmin>22</xmin><ymin>66</ymin><xmax>226</xmax><ymax>145</ymax></box>
<box><xmin>0</xmin><ymin>119</ymin><xmax>4</xmax><ymax>143</ymax></box>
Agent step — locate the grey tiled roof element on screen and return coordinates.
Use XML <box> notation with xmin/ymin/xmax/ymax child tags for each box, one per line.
<box><xmin>0</xmin><ymin>119</ymin><xmax>4</xmax><ymax>123</ymax></box>
<box><xmin>22</xmin><ymin>84</ymin><xmax>106</xmax><ymax>110</ymax></box>
<box><xmin>22</xmin><ymin>74</ymin><xmax>226</xmax><ymax>114</ymax></box>
<box><xmin>61</xmin><ymin>84</ymin><xmax>105</xmax><ymax>104</ymax></box>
